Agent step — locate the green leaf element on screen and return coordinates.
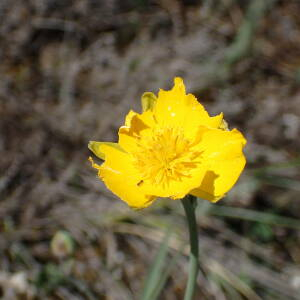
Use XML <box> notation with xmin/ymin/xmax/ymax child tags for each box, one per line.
<box><xmin>140</xmin><ymin>230</ymin><xmax>172</xmax><ymax>300</ymax></box>
<box><xmin>149</xmin><ymin>250</ymin><xmax>180</xmax><ymax>300</ymax></box>
<box><xmin>250</xmin><ymin>223</ymin><xmax>274</xmax><ymax>242</ymax></box>
<box><xmin>88</xmin><ymin>141</ymin><xmax>125</xmax><ymax>160</ymax></box>
<box><xmin>207</xmin><ymin>205</ymin><xmax>300</xmax><ymax>229</ymax></box>
<box><xmin>141</xmin><ymin>92</ymin><xmax>157</xmax><ymax>112</ymax></box>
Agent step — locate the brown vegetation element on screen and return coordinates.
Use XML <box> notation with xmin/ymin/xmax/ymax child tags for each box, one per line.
<box><xmin>1</xmin><ymin>0</ymin><xmax>300</xmax><ymax>299</ymax></box>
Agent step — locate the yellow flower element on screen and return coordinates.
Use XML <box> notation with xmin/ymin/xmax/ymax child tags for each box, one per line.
<box><xmin>89</xmin><ymin>77</ymin><xmax>246</xmax><ymax>209</ymax></box>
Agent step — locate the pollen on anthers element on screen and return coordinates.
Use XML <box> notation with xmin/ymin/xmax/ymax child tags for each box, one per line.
<box><xmin>132</xmin><ymin>126</ymin><xmax>202</xmax><ymax>186</ymax></box>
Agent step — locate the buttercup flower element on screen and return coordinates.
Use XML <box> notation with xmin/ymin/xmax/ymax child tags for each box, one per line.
<box><xmin>89</xmin><ymin>78</ymin><xmax>246</xmax><ymax>209</ymax></box>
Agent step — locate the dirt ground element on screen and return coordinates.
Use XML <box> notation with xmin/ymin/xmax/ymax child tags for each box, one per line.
<box><xmin>1</xmin><ymin>0</ymin><xmax>300</xmax><ymax>299</ymax></box>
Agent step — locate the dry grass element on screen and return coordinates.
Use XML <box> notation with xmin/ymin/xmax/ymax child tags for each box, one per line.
<box><xmin>1</xmin><ymin>0</ymin><xmax>300</xmax><ymax>299</ymax></box>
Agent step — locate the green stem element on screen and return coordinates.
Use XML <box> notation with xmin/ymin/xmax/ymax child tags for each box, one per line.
<box><xmin>181</xmin><ymin>195</ymin><xmax>199</xmax><ymax>300</ymax></box>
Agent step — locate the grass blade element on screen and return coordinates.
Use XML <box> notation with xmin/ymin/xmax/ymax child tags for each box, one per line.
<box><xmin>140</xmin><ymin>229</ymin><xmax>172</xmax><ymax>300</ymax></box>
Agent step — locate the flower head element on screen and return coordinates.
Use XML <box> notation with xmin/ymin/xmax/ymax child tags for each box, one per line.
<box><xmin>89</xmin><ymin>78</ymin><xmax>246</xmax><ymax>209</ymax></box>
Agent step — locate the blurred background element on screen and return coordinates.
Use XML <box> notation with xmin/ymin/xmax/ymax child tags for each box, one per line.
<box><xmin>1</xmin><ymin>0</ymin><xmax>300</xmax><ymax>299</ymax></box>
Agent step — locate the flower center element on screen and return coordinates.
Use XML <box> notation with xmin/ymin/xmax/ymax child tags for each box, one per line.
<box><xmin>133</xmin><ymin>127</ymin><xmax>202</xmax><ymax>186</ymax></box>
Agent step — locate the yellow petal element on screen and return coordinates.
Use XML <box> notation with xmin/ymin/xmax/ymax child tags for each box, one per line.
<box><xmin>191</xmin><ymin>128</ymin><xmax>246</xmax><ymax>202</ymax></box>
<box><xmin>153</xmin><ymin>77</ymin><xmax>223</xmax><ymax>140</ymax></box>
<box><xmin>118</xmin><ymin>110</ymin><xmax>155</xmax><ymax>153</ymax></box>
<box><xmin>140</xmin><ymin>163</ymin><xmax>207</xmax><ymax>199</ymax></box>
<box><xmin>94</xmin><ymin>144</ymin><xmax>155</xmax><ymax>209</ymax></box>
<box><xmin>124</xmin><ymin>110</ymin><xmax>136</xmax><ymax>127</ymax></box>
<box><xmin>141</xmin><ymin>92</ymin><xmax>157</xmax><ymax>112</ymax></box>
<box><xmin>88</xmin><ymin>141</ymin><xmax>126</xmax><ymax>160</ymax></box>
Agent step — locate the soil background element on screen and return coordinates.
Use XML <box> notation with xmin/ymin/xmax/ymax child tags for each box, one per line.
<box><xmin>1</xmin><ymin>0</ymin><xmax>300</xmax><ymax>299</ymax></box>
